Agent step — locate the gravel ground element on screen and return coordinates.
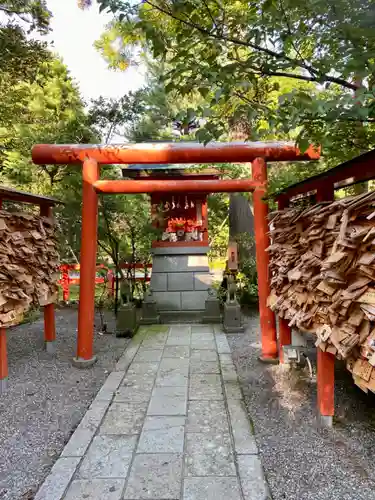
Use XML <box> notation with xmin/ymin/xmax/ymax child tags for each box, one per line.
<box><xmin>228</xmin><ymin>309</ymin><xmax>375</xmax><ymax>500</ymax></box>
<box><xmin>0</xmin><ymin>308</ymin><xmax>129</xmax><ymax>500</ymax></box>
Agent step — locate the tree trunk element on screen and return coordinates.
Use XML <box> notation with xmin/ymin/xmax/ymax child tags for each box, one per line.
<box><xmin>228</xmin><ymin>122</ymin><xmax>256</xmax><ymax>261</ymax></box>
<box><xmin>229</xmin><ymin>192</ymin><xmax>256</xmax><ymax>259</ymax></box>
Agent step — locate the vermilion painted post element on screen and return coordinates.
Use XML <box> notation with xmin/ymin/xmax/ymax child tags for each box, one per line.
<box><xmin>0</xmin><ymin>328</ymin><xmax>7</xmax><ymax>393</ymax></box>
<box><xmin>201</xmin><ymin>197</ymin><xmax>209</xmax><ymax>244</ymax></box>
<box><xmin>252</xmin><ymin>157</ymin><xmax>278</xmax><ymax>362</ymax></box>
<box><xmin>316</xmin><ymin>184</ymin><xmax>335</xmax><ymax>426</ymax></box>
<box><xmin>40</xmin><ymin>204</ymin><xmax>56</xmax><ymax>354</ymax></box>
<box><xmin>317</xmin><ymin>349</ymin><xmax>335</xmax><ymax>425</ymax></box>
<box><xmin>277</xmin><ymin>196</ymin><xmax>292</xmax><ymax>363</ymax></box>
<box><xmin>74</xmin><ymin>157</ymin><xmax>99</xmax><ymax>367</ymax></box>
<box><xmin>62</xmin><ymin>265</ymin><xmax>70</xmax><ymax>301</ymax></box>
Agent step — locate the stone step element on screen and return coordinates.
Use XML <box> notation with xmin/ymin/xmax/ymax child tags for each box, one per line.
<box><xmin>159</xmin><ymin>311</ymin><xmax>204</xmax><ymax>324</ymax></box>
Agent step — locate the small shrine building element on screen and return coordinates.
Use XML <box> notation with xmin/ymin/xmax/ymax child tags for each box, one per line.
<box><xmin>125</xmin><ymin>163</ymin><xmax>218</xmax><ymax>321</ymax></box>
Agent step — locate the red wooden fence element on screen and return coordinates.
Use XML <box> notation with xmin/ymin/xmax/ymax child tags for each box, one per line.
<box><xmin>58</xmin><ymin>263</ymin><xmax>152</xmax><ymax>301</ymax></box>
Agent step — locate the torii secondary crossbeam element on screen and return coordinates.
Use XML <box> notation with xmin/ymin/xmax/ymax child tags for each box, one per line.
<box><xmin>32</xmin><ymin>141</ymin><xmax>320</xmax><ymax>367</ymax></box>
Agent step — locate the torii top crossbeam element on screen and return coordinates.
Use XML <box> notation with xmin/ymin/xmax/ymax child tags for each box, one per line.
<box><xmin>31</xmin><ymin>140</ymin><xmax>320</xmax><ymax>369</ymax></box>
<box><xmin>32</xmin><ymin>141</ymin><xmax>320</xmax><ymax>165</ymax></box>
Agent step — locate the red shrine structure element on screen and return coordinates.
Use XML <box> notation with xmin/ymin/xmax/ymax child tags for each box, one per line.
<box><xmin>31</xmin><ymin>141</ymin><xmax>319</xmax><ymax>371</ymax></box>
<box><xmin>125</xmin><ymin>165</ymin><xmax>219</xmax><ymax>320</ymax></box>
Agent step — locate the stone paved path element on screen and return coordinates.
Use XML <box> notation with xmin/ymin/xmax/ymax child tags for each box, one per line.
<box><xmin>35</xmin><ymin>325</ymin><xmax>269</xmax><ymax>500</ymax></box>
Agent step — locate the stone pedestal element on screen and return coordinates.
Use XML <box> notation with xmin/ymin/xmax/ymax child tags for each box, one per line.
<box><xmin>203</xmin><ymin>289</ymin><xmax>221</xmax><ymax>323</ymax></box>
<box><xmin>223</xmin><ymin>301</ymin><xmax>244</xmax><ymax>333</ymax></box>
<box><xmin>116</xmin><ymin>302</ymin><xmax>138</xmax><ymax>337</ymax></box>
<box><xmin>140</xmin><ymin>291</ymin><xmax>160</xmax><ymax>325</ymax></box>
<box><xmin>150</xmin><ymin>246</ymin><xmax>213</xmax><ymax>322</ymax></box>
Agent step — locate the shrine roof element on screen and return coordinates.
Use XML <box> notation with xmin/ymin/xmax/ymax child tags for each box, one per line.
<box><xmin>123</xmin><ymin>163</ymin><xmax>194</xmax><ymax>170</ymax></box>
<box><xmin>274</xmin><ymin>148</ymin><xmax>375</xmax><ymax>201</ymax></box>
<box><xmin>0</xmin><ymin>185</ymin><xmax>61</xmax><ymax>206</ymax></box>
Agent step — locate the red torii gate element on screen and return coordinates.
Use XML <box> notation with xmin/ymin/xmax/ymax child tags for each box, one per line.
<box><xmin>32</xmin><ymin>142</ymin><xmax>320</xmax><ymax>367</ymax></box>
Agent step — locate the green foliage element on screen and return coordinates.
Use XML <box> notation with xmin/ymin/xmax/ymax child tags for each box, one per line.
<box><xmin>88</xmin><ymin>92</ymin><xmax>145</xmax><ymax>142</ymax></box>
<box><xmin>0</xmin><ymin>54</ymin><xmax>94</xmax><ymax>188</ymax></box>
<box><xmin>94</xmin><ymin>162</ymin><xmax>160</xmax><ymax>300</ymax></box>
<box><xmin>94</xmin><ymin>0</ymin><xmax>375</xmax><ymax>160</ymax></box>
<box><xmin>0</xmin><ymin>1</ymin><xmax>51</xmax><ymax>33</ymax></box>
<box><xmin>208</xmin><ymin>192</ymin><xmax>229</xmax><ymax>261</ymax></box>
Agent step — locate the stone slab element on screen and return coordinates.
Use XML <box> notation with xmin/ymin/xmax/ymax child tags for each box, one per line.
<box><xmin>154</xmin><ymin>291</ymin><xmax>182</xmax><ymax>311</ymax></box>
<box><xmin>159</xmin><ymin>357</ymin><xmax>190</xmax><ymax>370</ymax></box>
<box><xmin>126</xmin><ymin>362</ymin><xmax>159</xmax><ymax>376</ymax></box>
<box><xmin>34</xmin><ymin>457</ymin><xmax>81</xmax><ymax>500</ymax></box>
<box><xmin>238</xmin><ymin>454</ymin><xmax>269</xmax><ymax>500</ymax></box>
<box><xmin>114</xmin><ymin>385</ymin><xmax>153</xmax><ymax>403</ymax></box>
<box><xmin>163</xmin><ymin>345</ymin><xmax>190</xmax><ymax>358</ymax></box>
<box><xmin>183</xmin><ymin>477</ymin><xmax>242</xmax><ymax>500</ymax></box>
<box><xmin>187</xmin><ymin>400</ymin><xmax>229</xmax><ymax>434</ymax></box>
<box><xmin>152</xmin><ymin>254</ymin><xmax>209</xmax><ymax>273</ymax></box>
<box><xmin>78</xmin><ymin>435</ymin><xmax>137</xmax><ymax>479</ymax></box>
<box><xmin>170</xmin><ymin>325</ymin><xmax>191</xmax><ymax>336</ymax></box>
<box><xmin>181</xmin><ymin>291</ymin><xmax>208</xmax><ymax>311</ymax></box>
<box><xmin>137</xmin><ymin>416</ymin><xmax>185</xmax><ymax>453</ymax></box>
<box><xmin>133</xmin><ymin>348</ymin><xmax>163</xmax><ymax>363</ymax></box>
<box><xmin>224</xmin><ymin>380</ymin><xmax>243</xmax><ymax>399</ymax></box>
<box><xmin>219</xmin><ymin>353</ymin><xmax>234</xmax><ymax>364</ymax></box>
<box><xmin>116</xmin><ymin>345</ymin><xmax>139</xmax><ymax>371</ymax></box>
<box><xmin>95</xmin><ymin>371</ymin><xmax>125</xmax><ymax>401</ymax></box>
<box><xmin>215</xmin><ymin>335</ymin><xmax>232</xmax><ymax>354</ymax></box>
<box><xmin>227</xmin><ymin>399</ymin><xmax>258</xmax><ymax>454</ymax></box>
<box><xmin>141</xmin><ymin>335</ymin><xmax>168</xmax><ymax>349</ymax></box>
<box><xmin>190</xmin><ymin>349</ymin><xmax>218</xmax><ymax>362</ymax></box>
<box><xmin>191</xmin><ymin>339</ymin><xmax>216</xmax><ymax>350</ymax></box>
<box><xmin>155</xmin><ymin>366</ymin><xmax>189</xmax><ymax>387</ymax></box>
<box><xmin>191</xmin><ymin>325</ymin><xmax>214</xmax><ymax>334</ymax></box>
<box><xmin>61</xmin><ymin>400</ymin><xmax>110</xmax><ymax>457</ymax></box>
<box><xmin>152</xmin><ymin>246</ymin><xmax>209</xmax><ymax>255</ymax></box>
<box><xmin>150</xmin><ymin>272</ymin><xmax>167</xmax><ymax>291</ymax></box>
<box><xmin>64</xmin><ymin>479</ymin><xmax>125</xmax><ymax>500</ymax></box>
<box><xmin>100</xmin><ymin>402</ymin><xmax>147</xmax><ymax>435</ymax></box>
<box><xmin>190</xmin><ymin>360</ymin><xmax>220</xmax><ymax>374</ymax></box>
<box><xmin>148</xmin><ymin>386</ymin><xmax>187</xmax><ymax>416</ymax></box>
<box><xmin>166</xmin><ymin>334</ymin><xmax>191</xmax><ymax>346</ymax></box>
<box><xmin>193</xmin><ymin>272</ymin><xmax>213</xmax><ymax>290</ymax></box>
<box><xmin>121</xmin><ymin>372</ymin><xmax>156</xmax><ymax>390</ymax></box>
<box><xmin>185</xmin><ymin>432</ymin><xmax>236</xmax><ymax>476</ymax></box>
<box><xmin>168</xmin><ymin>272</ymin><xmax>194</xmax><ymax>291</ymax></box>
<box><xmin>189</xmin><ymin>374</ymin><xmax>223</xmax><ymax>400</ymax></box>
<box><xmin>124</xmin><ymin>453</ymin><xmax>183</xmax><ymax>499</ymax></box>
<box><xmin>191</xmin><ymin>332</ymin><xmax>215</xmax><ymax>340</ymax></box>
<box><xmin>221</xmin><ymin>364</ymin><xmax>239</xmax><ymax>383</ymax></box>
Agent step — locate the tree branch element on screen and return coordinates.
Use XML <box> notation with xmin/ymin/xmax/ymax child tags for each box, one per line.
<box><xmin>144</xmin><ymin>0</ymin><xmax>358</xmax><ymax>91</ymax></box>
<box><xmin>0</xmin><ymin>5</ymin><xmax>33</xmax><ymax>23</ymax></box>
<box><xmin>200</xmin><ymin>0</ymin><xmax>217</xmax><ymax>31</ymax></box>
<box><xmin>278</xmin><ymin>0</ymin><xmax>318</xmax><ymax>78</ymax></box>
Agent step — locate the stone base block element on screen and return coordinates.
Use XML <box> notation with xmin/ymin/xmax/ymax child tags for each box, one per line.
<box><xmin>116</xmin><ymin>303</ymin><xmax>138</xmax><ymax>337</ymax></box>
<box><xmin>72</xmin><ymin>356</ymin><xmax>97</xmax><ymax>368</ymax></box>
<box><xmin>140</xmin><ymin>316</ymin><xmax>160</xmax><ymax>325</ymax></box>
<box><xmin>140</xmin><ymin>297</ymin><xmax>160</xmax><ymax>325</ymax></box>
<box><xmin>203</xmin><ymin>315</ymin><xmax>222</xmax><ymax>324</ymax></box>
<box><xmin>0</xmin><ymin>376</ymin><xmax>8</xmax><ymax>393</ymax></box>
<box><xmin>223</xmin><ymin>302</ymin><xmax>243</xmax><ymax>333</ymax></box>
<box><xmin>150</xmin><ymin>246</ymin><xmax>213</xmax><ymax>316</ymax></box>
<box><xmin>203</xmin><ymin>296</ymin><xmax>221</xmax><ymax>324</ymax></box>
<box><xmin>317</xmin><ymin>414</ymin><xmax>333</xmax><ymax>428</ymax></box>
<box><xmin>45</xmin><ymin>340</ymin><xmax>56</xmax><ymax>355</ymax></box>
<box><xmin>159</xmin><ymin>311</ymin><xmax>203</xmax><ymax>324</ymax></box>
<box><xmin>223</xmin><ymin>325</ymin><xmax>245</xmax><ymax>333</ymax></box>
<box><xmin>258</xmin><ymin>356</ymin><xmax>279</xmax><ymax>365</ymax></box>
